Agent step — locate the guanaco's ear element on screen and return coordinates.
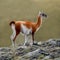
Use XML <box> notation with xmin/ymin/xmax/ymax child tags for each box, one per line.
<box><xmin>38</xmin><ymin>11</ymin><xmax>41</xmax><ymax>16</ymax></box>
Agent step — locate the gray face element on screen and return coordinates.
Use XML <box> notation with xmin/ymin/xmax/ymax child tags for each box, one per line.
<box><xmin>40</xmin><ymin>13</ymin><xmax>47</xmax><ymax>17</ymax></box>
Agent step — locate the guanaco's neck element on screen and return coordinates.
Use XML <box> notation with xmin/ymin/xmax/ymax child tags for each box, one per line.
<box><xmin>36</xmin><ymin>16</ymin><xmax>42</xmax><ymax>28</ymax></box>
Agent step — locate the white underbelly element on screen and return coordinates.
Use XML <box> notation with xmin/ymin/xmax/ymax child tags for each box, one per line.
<box><xmin>21</xmin><ymin>24</ymin><xmax>32</xmax><ymax>35</ymax></box>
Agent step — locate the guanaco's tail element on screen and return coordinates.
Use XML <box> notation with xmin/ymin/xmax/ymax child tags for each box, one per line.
<box><xmin>9</xmin><ymin>21</ymin><xmax>15</xmax><ymax>26</ymax></box>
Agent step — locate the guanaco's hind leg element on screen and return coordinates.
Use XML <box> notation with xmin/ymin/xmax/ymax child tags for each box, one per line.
<box><xmin>10</xmin><ymin>24</ymin><xmax>16</xmax><ymax>47</ymax></box>
<box><xmin>10</xmin><ymin>23</ymin><xmax>20</xmax><ymax>47</ymax></box>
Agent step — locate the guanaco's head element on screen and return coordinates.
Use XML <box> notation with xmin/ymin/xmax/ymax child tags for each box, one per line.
<box><xmin>38</xmin><ymin>11</ymin><xmax>47</xmax><ymax>18</ymax></box>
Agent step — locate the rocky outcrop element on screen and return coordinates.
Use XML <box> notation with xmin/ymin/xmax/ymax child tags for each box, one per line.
<box><xmin>0</xmin><ymin>39</ymin><xmax>60</xmax><ymax>60</ymax></box>
<box><xmin>0</xmin><ymin>47</ymin><xmax>13</xmax><ymax>60</ymax></box>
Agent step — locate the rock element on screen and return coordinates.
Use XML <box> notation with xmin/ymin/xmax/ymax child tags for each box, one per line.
<box><xmin>54</xmin><ymin>57</ymin><xmax>60</xmax><ymax>60</ymax></box>
<box><xmin>43</xmin><ymin>39</ymin><xmax>56</xmax><ymax>47</ymax></box>
<box><xmin>22</xmin><ymin>49</ymin><xmax>42</xmax><ymax>59</ymax></box>
<box><xmin>0</xmin><ymin>47</ymin><xmax>13</xmax><ymax>60</ymax></box>
<box><xmin>21</xmin><ymin>48</ymin><xmax>49</xmax><ymax>60</ymax></box>
<box><xmin>49</xmin><ymin>48</ymin><xmax>60</xmax><ymax>59</ymax></box>
<box><xmin>0</xmin><ymin>39</ymin><xmax>60</xmax><ymax>60</ymax></box>
<box><xmin>0</xmin><ymin>52</ymin><xmax>13</xmax><ymax>60</ymax></box>
<box><xmin>0</xmin><ymin>47</ymin><xmax>11</xmax><ymax>52</ymax></box>
<box><xmin>56</xmin><ymin>40</ymin><xmax>60</xmax><ymax>47</ymax></box>
<box><xmin>42</xmin><ymin>55</ymin><xmax>50</xmax><ymax>60</ymax></box>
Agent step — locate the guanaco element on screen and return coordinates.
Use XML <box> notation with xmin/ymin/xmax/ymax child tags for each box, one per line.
<box><xmin>9</xmin><ymin>11</ymin><xmax>47</xmax><ymax>47</ymax></box>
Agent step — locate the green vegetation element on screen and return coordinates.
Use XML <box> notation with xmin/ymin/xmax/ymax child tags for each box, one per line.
<box><xmin>0</xmin><ymin>0</ymin><xmax>60</xmax><ymax>47</ymax></box>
